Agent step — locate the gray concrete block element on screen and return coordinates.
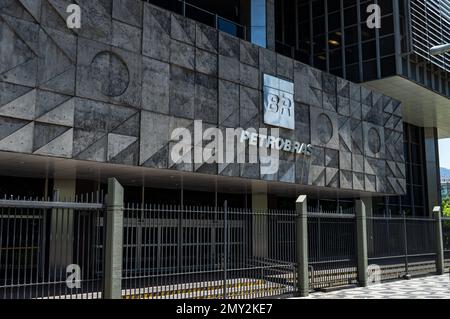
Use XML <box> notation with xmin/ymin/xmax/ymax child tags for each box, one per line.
<box><xmin>142</xmin><ymin>3</ymin><xmax>171</xmax><ymax>62</ymax></box>
<box><xmin>218</xmin><ymin>80</ymin><xmax>239</xmax><ymax>127</ymax></box>
<box><xmin>309</xmin><ymin>165</ymin><xmax>325</xmax><ymax>186</ymax></box>
<box><xmin>112</xmin><ymin>0</ymin><xmax>143</xmax><ymax>28</ymax></box>
<box><xmin>337</xmin><ymin>78</ymin><xmax>350</xmax><ymax>98</ymax></box>
<box><xmin>240</xmin><ymin>163</ymin><xmax>260</xmax><ymax>179</ymax></box>
<box><xmin>337</xmin><ymin>97</ymin><xmax>350</xmax><ymax>116</ymax></box>
<box><xmin>322</xmin><ymin>73</ymin><xmax>336</xmax><ymax>94</ymax></box>
<box><xmin>218</xmin><ymin>32</ymin><xmax>239</xmax><ymax>58</ymax></box>
<box><xmin>170</xmin><ymin>40</ymin><xmax>195</xmax><ymax>70</ymax></box>
<box><xmin>277</xmin><ymin>53</ymin><xmax>294</xmax><ymax>80</ymax></box>
<box><xmin>195</xmin><ymin>73</ymin><xmax>218</xmax><ymax>124</ymax></box>
<box><xmin>142</xmin><ymin>57</ymin><xmax>170</xmax><ymax>114</ymax></box>
<box><xmin>196</xmin><ymin>23</ymin><xmax>217</xmax><ymax>53</ymax></box>
<box><xmin>196</xmin><ymin>48</ymin><xmax>217</xmax><ymax>76</ymax></box>
<box><xmin>169</xmin><ymin>66</ymin><xmax>195</xmax><ymax>119</ymax></box>
<box><xmin>139</xmin><ymin>111</ymin><xmax>170</xmax><ymax>166</ymax></box>
<box><xmin>259</xmin><ymin>47</ymin><xmax>277</xmax><ymax>76</ymax></box>
<box><xmin>219</xmin><ymin>55</ymin><xmax>240</xmax><ymax>83</ymax></box>
<box><xmin>76</xmin><ymin>0</ymin><xmax>112</xmax><ymax>44</ymax></box>
<box><xmin>171</xmin><ymin>13</ymin><xmax>195</xmax><ymax>45</ymax></box>
<box><xmin>326</xmin><ymin>168</ymin><xmax>339</xmax><ymax>188</ymax></box>
<box><xmin>325</xmin><ymin>148</ymin><xmax>339</xmax><ymax>168</ymax></box>
<box><xmin>339</xmin><ymin>151</ymin><xmax>352</xmax><ymax>171</ymax></box>
<box><xmin>240</xmin><ymin>40</ymin><xmax>259</xmax><ymax>67</ymax></box>
<box><xmin>76</xmin><ymin>38</ymin><xmax>142</xmax><ymax>108</ymax></box>
<box><xmin>33</xmin><ymin>123</ymin><xmax>69</xmax><ymax>151</ymax></box>
<box><xmin>310</xmin><ymin>108</ymin><xmax>339</xmax><ymax>150</ymax></box>
<box><xmin>240</xmin><ymin>63</ymin><xmax>259</xmax><ymax>89</ymax></box>
<box><xmin>278</xmin><ymin>160</ymin><xmax>295</xmax><ymax>183</ymax></box>
<box><xmin>239</xmin><ymin>86</ymin><xmax>260</xmax><ymax>128</ymax></box>
<box><xmin>112</xmin><ymin>20</ymin><xmax>142</xmax><ymax>53</ymax></box>
<box><xmin>340</xmin><ymin>170</ymin><xmax>353</xmax><ymax>189</ymax></box>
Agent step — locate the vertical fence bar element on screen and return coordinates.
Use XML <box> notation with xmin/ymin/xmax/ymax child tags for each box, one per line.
<box><xmin>104</xmin><ymin>178</ymin><xmax>124</xmax><ymax>299</ymax></box>
<box><xmin>223</xmin><ymin>201</ymin><xmax>228</xmax><ymax>299</ymax></box>
<box><xmin>356</xmin><ymin>200</ymin><xmax>368</xmax><ymax>287</ymax></box>
<box><xmin>433</xmin><ymin>206</ymin><xmax>445</xmax><ymax>275</ymax></box>
<box><xmin>295</xmin><ymin>195</ymin><xmax>309</xmax><ymax>297</ymax></box>
<box><xmin>402</xmin><ymin>212</ymin><xmax>410</xmax><ymax>278</ymax></box>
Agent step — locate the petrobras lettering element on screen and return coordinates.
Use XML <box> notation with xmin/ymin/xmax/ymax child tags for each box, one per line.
<box><xmin>240</xmin><ymin>130</ymin><xmax>313</xmax><ymax>157</ymax></box>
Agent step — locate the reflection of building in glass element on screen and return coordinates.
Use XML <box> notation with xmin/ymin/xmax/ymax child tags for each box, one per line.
<box><xmin>442</xmin><ymin>179</ymin><xmax>450</xmax><ymax>198</ymax></box>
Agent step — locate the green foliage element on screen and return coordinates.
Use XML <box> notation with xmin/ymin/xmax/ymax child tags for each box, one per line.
<box><xmin>442</xmin><ymin>197</ymin><xmax>450</xmax><ymax>217</ymax></box>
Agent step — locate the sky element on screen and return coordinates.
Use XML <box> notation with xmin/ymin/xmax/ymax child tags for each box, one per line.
<box><xmin>439</xmin><ymin>139</ymin><xmax>450</xmax><ymax>169</ymax></box>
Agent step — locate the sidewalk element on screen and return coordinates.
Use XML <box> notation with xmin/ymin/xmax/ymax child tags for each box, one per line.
<box><xmin>294</xmin><ymin>274</ymin><xmax>450</xmax><ymax>299</ymax></box>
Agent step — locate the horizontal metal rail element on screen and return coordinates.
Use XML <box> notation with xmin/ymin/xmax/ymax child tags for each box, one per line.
<box><xmin>307</xmin><ymin>213</ymin><xmax>355</xmax><ymax>219</ymax></box>
<box><xmin>0</xmin><ymin>200</ymin><xmax>104</xmax><ymax>210</ymax></box>
<box><xmin>368</xmin><ymin>253</ymin><xmax>437</xmax><ymax>260</ymax></box>
<box><xmin>367</xmin><ymin>216</ymin><xmax>437</xmax><ymax>221</ymax></box>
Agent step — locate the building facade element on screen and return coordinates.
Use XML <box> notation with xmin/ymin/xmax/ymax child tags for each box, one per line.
<box><xmin>0</xmin><ymin>0</ymin><xmax>447</xmax><ymax>215</ymax></box>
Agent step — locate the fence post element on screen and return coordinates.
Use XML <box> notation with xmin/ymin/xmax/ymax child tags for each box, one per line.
<box><xmin>104</xmin><ymin>178</ymin><xmax>124</xmax><ymax>299</ymax></box>
<box><xmin>433</xmin><ymin>206</ymin><xmax>445</xmax><ymax>275</ymax></box>
<box><xmin>356</xmin><ymin>200</ymin><xmax>368</xmax><ymax>287</ymax></box>
<box><xmin>295</xmin><ymin>195</ymin><xmax>309</xmax><ymax>297</ymax></box>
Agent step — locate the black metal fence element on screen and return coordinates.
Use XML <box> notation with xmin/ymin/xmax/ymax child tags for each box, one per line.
<box><xmin>0</xmin><ymin>190</ymin><xmax>448</xmax><ymax>299</ymax></box>
<box><xmin>367</xmin><ymin>215</ymin><xmax>438</xmax><ymax>281</ymax></box>
<box><xmin>443</xmin><ymin>218</ymin><xmax>450</xmax><ymax>269</ymax></box>
<box><xmin>0</xmin><ymin>195</ymin><xmax>105</xmax><ymax>299</ymax></box>
<box><xmin>308</xmin><ymin>212</ymin><xmax>358</xmax><ymax>289</ymax></box>
<box><xmin>121</xmin><ymin>204</ymin><xmax>297</xmax><ymax>299</ymax></box>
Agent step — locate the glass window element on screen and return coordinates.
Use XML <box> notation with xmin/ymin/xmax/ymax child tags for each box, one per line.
<box><xmin>379</xmin><ymin>15</ymin><xmax>394</xmax><ymax>36</ymax></box>
<box><xmin>328</xmin><ymin>12</ymin><xmax>341</xmax><ymax>31</ymax></box>
<box><xmin>346</xmin><ymin>63</ymin><xmax>360</xmax><ymax>82</ymax></box>
<box><xmin>381</xmin><ymin>55</ymin><xmax>396</xmax><ymax>77</ymax></box>
<box><xmin>363</xmin><ymin>60</ymin><xmax>378</xmax><ymax>81</ymax></box>
<box><xmin>344</xmin><ymin>6</ymin><xmax>357</xmax><ymax>27</ymax></box>
<box><xmin>312</xmin><ymin>0</ymin><xmax>325</xmax><ymax>17</ymax></box>
<box><xmin>362</xmin><ymin>40</ymin><xmax>377</xmax><ymax>60</ymax></box>
<box><xmin>379</xmin><ymin>36</ymin><xmax>395</xmax><ymax>56</ymax></box>
<box><xmin>345</xmin><ymin>45</ymin><xmax>359</xmax><ymax>64</ymax></box>
<box><xmin>344</xmin><ymin>26</ymin><xmax>358</xmax><ymax>45</ymax></box>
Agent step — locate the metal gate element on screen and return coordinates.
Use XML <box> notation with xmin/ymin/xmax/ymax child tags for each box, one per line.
<box><xmin>307</xmin><ymin>211</ymin><xmax>358</xmax><ymax>290</ymax></box>
<box><xmin>0</xmin><ymin>194</ymin><xmax>105</xmax><ymax>299</ymax></box>
<box><xmin>121</xmin><ymin>204</ymin><xmax>297</xmax><ymax>299</ymax></box>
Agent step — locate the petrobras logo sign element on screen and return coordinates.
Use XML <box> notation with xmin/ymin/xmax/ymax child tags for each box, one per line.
<box><xmin>240</xmin><ymin>130</ymin><xmax>313</xmax><ymax>157</ymax></box>
<box><xmin>263</xmin><ymin>74</ymin><xmax>295</xmax><ymax>130</ymax></box>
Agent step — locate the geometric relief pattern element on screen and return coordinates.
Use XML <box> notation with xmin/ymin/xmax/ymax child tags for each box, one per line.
<box><xmin>0</xmin><ymin>1</ymin><xmax>407</xmax><ymax>195</ymax></box>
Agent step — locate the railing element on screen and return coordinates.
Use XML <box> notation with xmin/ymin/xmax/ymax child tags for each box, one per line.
<box><xmin>121</xmin><ymin>204</ymin><xmax>297</xmax><ymax>299</ymax></box>
<box><xmin>367</xmin><ymin>215</ymin><xmax>438</xmax><ymax>281</ymax></box>
<box><xmin>307</xmin><ymin>213</ymin><xmax>358</xmax><ymax>290</ymax></box>
<box><xmin>0</xmin><ymin>194</ymin><xmax>105</xmax><ymax>299</ymax></box>
<box><xmin>143</xmin><ymin>0</ymin><xmax>247</xmax><ymax>40</ymax></box>
<box><xmin>443</xmin><ymin>218</ymin><xmax>450</xmax><ymax>269</ymax></box>
<box><xmin>1</xmin><ymin>184</ymin><xmax>448</xmax><ymax>300</ymax></box>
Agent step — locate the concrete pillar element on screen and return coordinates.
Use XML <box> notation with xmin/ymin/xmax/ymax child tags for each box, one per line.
<box><xmin>104</xmin><ymin>178</ymin><xmax>124</xmax><ymax>299</ymax></box>
<box><xmin>362</xmin><ymin>198</ymin><xmax>374</xmax><ymax>256</ymax></box>
<box><xmin>433</xmin><ymin>206</ymin><xmax>445</xmax><ymax>275</ymax></box>
<box><xmin>295</xmin><ymin>195</ymin><xmax>309</xmax><ymax>297</ymax></box>
<box><xmin>252</xmin><ymin>182</ymin><xmax>268</xmax><ymax>257</ymax></box>
<box><xmin>424</xmin><ymin>127</ymin><xmax>441</xmax><ymax>216</ymax></box>
<box><xmin>48</xmin><ymin>179</ymin><xmax>76</xmax><ymax>279</ymax></box>
<box><xmin>356</xmin><ymin>200</ymin><xmax>368</xmax><ymax>287</ymax></box>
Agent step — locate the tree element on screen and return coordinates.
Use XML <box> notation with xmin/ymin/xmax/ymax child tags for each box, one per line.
<box><xmin>443</xmin><ymin>197</ymin><xmax>450</xmax><ymax>217</ymax></box>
